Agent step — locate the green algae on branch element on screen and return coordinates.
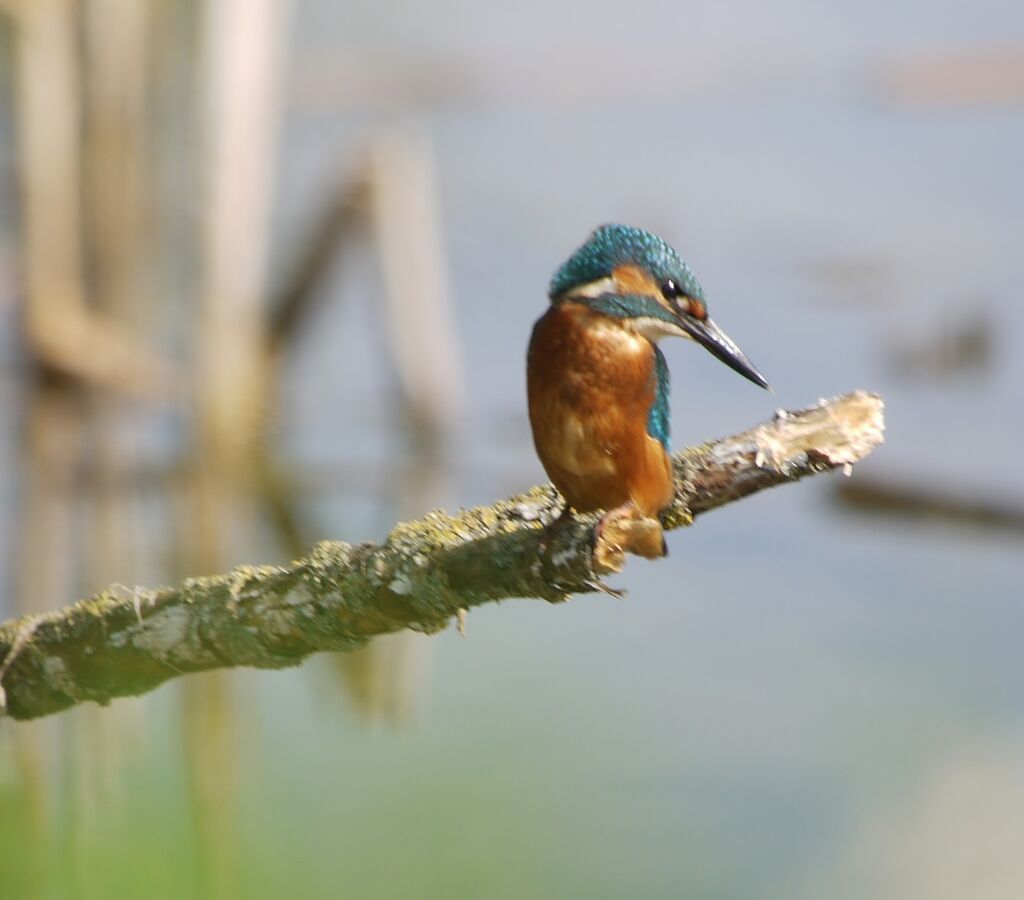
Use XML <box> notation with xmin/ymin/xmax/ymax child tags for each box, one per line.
<box><xmin>0</xmin><ymin>391</ymin><xmax>884</xmax><ymax>722</ymax></box>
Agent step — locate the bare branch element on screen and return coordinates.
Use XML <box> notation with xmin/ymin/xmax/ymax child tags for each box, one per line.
<box><xmin>0</xmin><ymin>391</ymin><xmax>884</xmax><ymax>722</ymax></box>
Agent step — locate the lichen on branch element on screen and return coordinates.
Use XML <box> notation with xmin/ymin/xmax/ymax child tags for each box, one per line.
<box><xmin>0</xmin><ymin>391</ymin><xmax>884</xmax><ymax>722</ymax></box>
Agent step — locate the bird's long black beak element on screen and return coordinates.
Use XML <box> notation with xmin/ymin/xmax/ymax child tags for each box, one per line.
<box><xmin>679</xmin><ymin>315</ymin><xmax>770</xmax><ymax>389</ymax></box>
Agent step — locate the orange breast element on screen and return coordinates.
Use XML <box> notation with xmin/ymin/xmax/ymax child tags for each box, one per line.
<box><xmin>527</xmin><ymin>302</ymin><xmax>674</xmax><ymax>516</ymax></box>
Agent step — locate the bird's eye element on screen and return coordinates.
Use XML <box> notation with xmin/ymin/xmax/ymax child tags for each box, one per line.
<box><xmin>661</xmin><ymin>279</ymin><xmax>681</xmax><ymax>300</ymax></box>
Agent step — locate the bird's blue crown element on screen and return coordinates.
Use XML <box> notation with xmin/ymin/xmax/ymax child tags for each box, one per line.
<box><xmin>549</xmin><ymin>223</ymin><xmax>706</xmax><ymax>301</ymax></box>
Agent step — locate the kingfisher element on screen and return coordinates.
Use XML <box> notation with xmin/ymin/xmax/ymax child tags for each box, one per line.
<box><xmin>527</xmin><ymin>224</ymin><xmax>769</xmax><ymax>558</ymax></box>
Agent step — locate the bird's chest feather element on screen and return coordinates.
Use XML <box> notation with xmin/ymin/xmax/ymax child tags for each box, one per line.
<box><xmin>527</xmin><ymin>303</ymin><xmax>664</xmax><ymax>477</ymax></box>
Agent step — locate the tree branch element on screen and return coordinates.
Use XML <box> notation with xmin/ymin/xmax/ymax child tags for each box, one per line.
<box><xmin>0</xmin><ymin>391</ymin><xmax>884</xmax><ymax>721</ymax></box>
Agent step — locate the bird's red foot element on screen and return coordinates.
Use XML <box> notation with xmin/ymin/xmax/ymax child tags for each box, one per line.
<box><xmin>593</xmin><ymin>504</ymin><xmax>667</xmax><ymax>573</ymax></box>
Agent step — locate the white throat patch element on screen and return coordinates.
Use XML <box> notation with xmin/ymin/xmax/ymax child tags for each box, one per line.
<box><xmin>630</xmin><ymin>316</ymin><xmax>689</xmax><ymax>343</ymax></box>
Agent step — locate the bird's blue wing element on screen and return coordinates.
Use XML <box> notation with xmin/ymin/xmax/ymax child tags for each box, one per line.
<box><xmin>646</xmin><ymin>345</ymin><xmax>671</xmax><ymax>450</ymax></box>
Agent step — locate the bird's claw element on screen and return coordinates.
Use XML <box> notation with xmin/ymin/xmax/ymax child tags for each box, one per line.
<box><xmin>592</xmin><ymin>505</ymin><xmax>668</xmax><ymax>574</ymax></box>
<box><xmin>585</xmin><ymin>578</ymin><xmax>626</xmax><ymax>599</ymax></box>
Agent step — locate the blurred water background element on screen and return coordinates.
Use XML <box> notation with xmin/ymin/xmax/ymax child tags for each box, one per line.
<box><xmin>0</xmin><ymin>1</ymin><xmax>1022</xmax><ymax>898</ymax></box>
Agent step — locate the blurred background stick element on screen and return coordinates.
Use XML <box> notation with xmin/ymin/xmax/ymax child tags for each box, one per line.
<box><xmin>13</xmin><ymin>0</ymin><xmax>175</xmax><ymax>397</ymax></box>
<box><xmin>0</xmin><ymin>391</ymin><xmax>884</xmax><ymax>723</ymax></box>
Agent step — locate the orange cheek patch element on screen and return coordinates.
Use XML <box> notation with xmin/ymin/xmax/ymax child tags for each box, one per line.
<box><xmin>613</xmin><ymin>265</ymin><xmax>659</xmax><ymax>296</ymax></box>
<box><xmin>687</xmin><ymin>298</ymin><xmax>707</xmax><ymax>320</ymax></box>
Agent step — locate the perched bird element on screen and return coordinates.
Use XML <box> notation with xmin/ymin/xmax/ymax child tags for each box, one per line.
<box><xmin>527</xmin><ymin>224</ymin><xmax>769</xmax><ymax>557</ymax></box>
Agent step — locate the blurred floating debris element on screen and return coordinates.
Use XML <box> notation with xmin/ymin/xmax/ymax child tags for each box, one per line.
<box><xmin>804</xmin><ymin>255</ymin><xmax>896</xmax><ymax>308</ymax></box>
<box><xmin>886</xmin><ymin>311</ymin><xmax>994</xmax><ymax>381</ymax></box>
<box><xmin>834</xmin><ymin>477</ymin><xmax>1024</xmax><ymax>537</ymax></box>
<box><xmin>881</xmin><ymin>46</ymin><xmax>1024</xmax><ymax>107</ymax></box>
